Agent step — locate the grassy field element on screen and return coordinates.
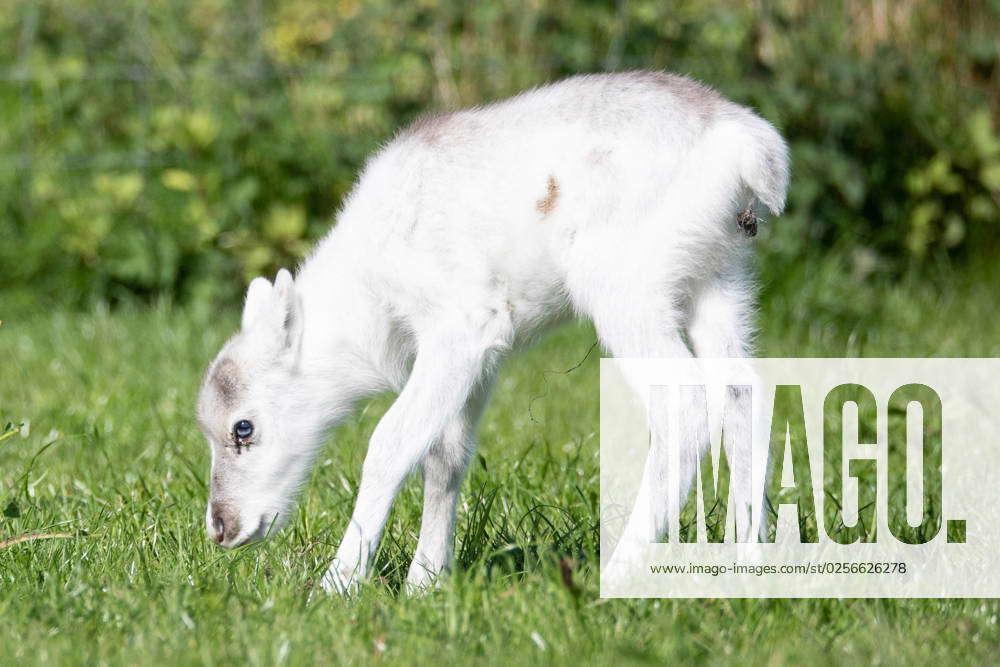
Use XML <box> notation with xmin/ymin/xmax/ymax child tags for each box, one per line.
<box><xmin>2</xmin><ymin>255</ymin><xmax>999</xmax><ymax>665</ymax></box>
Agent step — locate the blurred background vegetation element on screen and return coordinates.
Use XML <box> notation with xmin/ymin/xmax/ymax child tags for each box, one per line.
<box><xmin>1</xmin><ymin>0</ymin><xmax>998</xmax><ymax>312</ymax></box>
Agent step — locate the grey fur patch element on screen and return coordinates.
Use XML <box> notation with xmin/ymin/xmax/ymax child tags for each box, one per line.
<box><xmin>619</xmin><ymin>70</ymin><xmax>721</xmax><ymax>122</ymax></box>
<box><xmin>209</xmin><ymin>357</ymin><xmax>243</xmax><ymax>406</ymax></box>
<box><xmin>405</xmin><ymin>111</ymin><xmax>456</xmax><ymax>144</ymax></box>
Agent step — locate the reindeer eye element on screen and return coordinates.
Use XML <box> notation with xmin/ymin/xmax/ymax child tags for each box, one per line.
<box><xmin>233</xmin><ymin>420</ymin><xmax>254</xmax><ymax>442</ymax></box>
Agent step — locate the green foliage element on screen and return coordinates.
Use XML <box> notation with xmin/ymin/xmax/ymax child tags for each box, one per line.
<box><xmin>1</xmin><ymin>0</ymin><xmax>998</xmax><ymax>306</ymax></box>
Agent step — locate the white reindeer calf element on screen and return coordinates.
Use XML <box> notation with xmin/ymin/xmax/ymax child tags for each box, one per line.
<box><xmin>195</xmin><ymin>71</ymin><xmax>789</xmax><ymax>594</ymax></box>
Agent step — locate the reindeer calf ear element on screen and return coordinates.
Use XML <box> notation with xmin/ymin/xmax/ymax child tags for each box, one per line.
<box><xmin>273</xmin><ymin>268</ymin><xmax>303</xmax><ymax>352</ymax></box>
<box><xmin>274</xmin><ymin>269</ymin><xmax>294</xmax><ymax>306</ymax></box>
<box><xmin>242</xmin><ymin>277</ymin><xmax>274</xmax><ymax>331</ymax></box>
<box><xmin>240</xmin><ymin>270</ymin><xmax>303</xmax><ymax>357</ymax></box>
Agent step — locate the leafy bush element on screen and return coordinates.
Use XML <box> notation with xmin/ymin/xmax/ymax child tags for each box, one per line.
<box><xmin>0</xmin><ymin>0</ymin><xmax>998</xmax><ymax>307</ymax></box>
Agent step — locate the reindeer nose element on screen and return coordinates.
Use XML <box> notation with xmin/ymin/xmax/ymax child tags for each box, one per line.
<box><xmin>209</xmin><ymin>503</ymin><xmax>240</xmax><ymax>546</ymax></box>
<box><xmin>211</xmin><ymin>514</ymin><xmax>225</xmax><ymax>544</ymax></box>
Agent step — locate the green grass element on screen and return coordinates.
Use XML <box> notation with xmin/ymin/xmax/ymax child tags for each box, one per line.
<box><xmin>2</xmin><ymin>257</ymin><xmax>1000</xmax><ymax>666</ymax></box>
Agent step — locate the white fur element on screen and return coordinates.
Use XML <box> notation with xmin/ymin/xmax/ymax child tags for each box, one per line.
<box><xmin>195</xmin><ymin>71</ymin><xmax>789</xmax><ymax>594</ymax></box>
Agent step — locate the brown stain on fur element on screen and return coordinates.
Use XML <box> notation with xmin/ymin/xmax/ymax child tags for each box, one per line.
<box><xmin>536</xmin><ymin>175</ymin><xmax>560</xmax><ymax>217</ymax></box>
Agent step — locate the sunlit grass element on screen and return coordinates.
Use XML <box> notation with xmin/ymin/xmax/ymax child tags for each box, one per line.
<box><xmin>1</xmin><ymin>259</ymin><xmax>999</xmax><ymax>665</ymax></box>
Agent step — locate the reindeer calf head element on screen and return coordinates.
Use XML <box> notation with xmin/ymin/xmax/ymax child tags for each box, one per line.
<box><xmin>196</xmin><ymin>269</ymin><xmax>319</xmax><ymax>548</ymax></box>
